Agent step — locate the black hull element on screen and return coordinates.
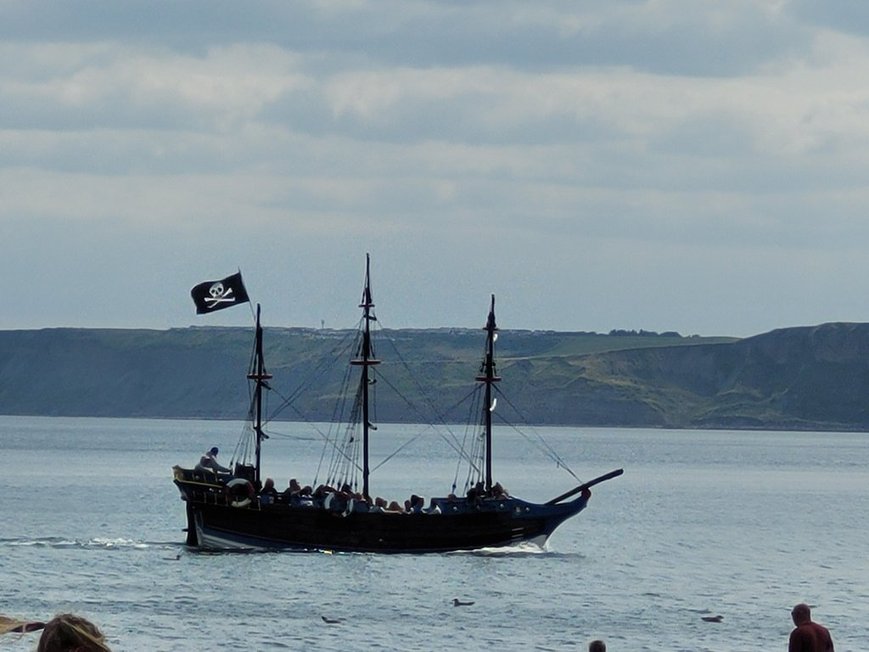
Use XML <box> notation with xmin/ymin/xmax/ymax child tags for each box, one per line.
<box><xmin>175</xmin><ymin>474</ymin><xmax>588</xmax><ymax>553</ymax></box>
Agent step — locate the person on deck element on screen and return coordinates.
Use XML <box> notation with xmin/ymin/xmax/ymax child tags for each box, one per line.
<box><xmin>409</xmin><ymin>495</ymin><xmax>425</xmax><ymax>513</ymax></box>
<box><xmin>261</xmin><ymin>477</ymin><xmax>277</xmax><ymax>493</ymax></box>
<box><xmin>466</xmin><ymin>481</ymin><xmax>484</xmax><ymax>505</ymax></box>
<box><xmin>789</xmin><ymin>603</ymin><xmax>834</xmax><ymax>652</ymax></box>
<box><xmin>283</xmin><ymin>478</ymin><xmax>302</xmax><ymax>504</ymax></box>
<box><xmin>260</xmin><ymin>477</ymin><xmax>278</xmax><ymax>504</ymax></box>
<box><xmin>588</xmin><ymin>641</ymin><xmax>606</xmax><ymax>652</ymax></box>
<box><xmin>490</xmin><ymin>482</ymin><xmax>509</xmax><ymax>498</ymax></box>
<box><xmin>425</xmin><ymin>497</ymin><xmax>442</xmax><ymax>514</ymax></box>
<box><xmin>196</xmin><ymin>446</ymin><xmax>231</xmax><ymax>475</ymax></box>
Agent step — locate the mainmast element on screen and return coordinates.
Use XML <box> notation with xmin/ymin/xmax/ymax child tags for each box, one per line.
<box><xmin>350</xmin><ymin>254</ymin><xmax>380</xmax><ymax>499</ymax></box>
<box><xmin>476</xmin><ymin>294</ymin><xmax>501</xmax><ymax>493</ymax></box>
<box><xmin>247</xmin><ymin>303</ymin><xmax>272</xmax><ymax>489</ymax></box>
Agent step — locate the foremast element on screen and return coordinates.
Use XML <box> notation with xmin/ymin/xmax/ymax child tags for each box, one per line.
<box><xmin>476</xmin><ymin>295</ymin><xmax>501</xmax><ymax>493</ymax></box>
<box><xmin>247</xmin><ymin>303</ymin><xmax>272</xmax><ymax>489</ymax></box>
<box><xmin>350</xmin><ymin>254</ymin><xmax>380</xmax><ymax>499</ymax></box>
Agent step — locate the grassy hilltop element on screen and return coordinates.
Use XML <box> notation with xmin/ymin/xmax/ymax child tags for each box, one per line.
<box><xmin>1</xmin><ymin>323</ymin><xmax>867</xmax><ymax>431</ymax></box>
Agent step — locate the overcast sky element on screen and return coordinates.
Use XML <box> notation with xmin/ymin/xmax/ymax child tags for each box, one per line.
<box><xmin>3</xmin><ymin>1</ymin><xmax>869</xmax><ymax>337</ymax></box>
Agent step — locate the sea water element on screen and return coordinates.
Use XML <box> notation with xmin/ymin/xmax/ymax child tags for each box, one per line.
<box><xmin>0</xmin><ymin>415</ymin><xmax>867</xmax><ymax>651</ymax></box>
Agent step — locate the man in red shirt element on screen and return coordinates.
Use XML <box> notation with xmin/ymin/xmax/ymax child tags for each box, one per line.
<box><xmin>789</xmin><ymin>603</ymin><xmax>834</xmax><ymax>652</ymax></box>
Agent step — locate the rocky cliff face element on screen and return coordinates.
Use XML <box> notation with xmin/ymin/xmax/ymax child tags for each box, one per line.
<box><xmin>553</xmin><ymin>323</ymin><xmax>869</xmax><ymax>429</ymax></box>
<box><xmin>1</xmin><ymin>323</ymin><xmax>867</xmax><ymax>430</ymax></box>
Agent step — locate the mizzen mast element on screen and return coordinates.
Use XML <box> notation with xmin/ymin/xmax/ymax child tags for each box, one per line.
<box><xmin>350</xmin><ymin>254</ymin><xmax>380</xmax><ymax>499</ymax></box>
<box><xmin>247</xmin><ymin>303</ymin><xmax>272</xmax><ymax>488</ymax></box>
<box><xmin>476</xmin><ymin>294</ymin><xmax>501</xmax><ymax>493</ymax></box>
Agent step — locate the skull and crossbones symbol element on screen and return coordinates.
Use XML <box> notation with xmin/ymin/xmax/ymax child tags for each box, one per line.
<box><xmin>204</xmin><ymin>281</ymin><xmax>235</xmax><ymax>308</ymax></box>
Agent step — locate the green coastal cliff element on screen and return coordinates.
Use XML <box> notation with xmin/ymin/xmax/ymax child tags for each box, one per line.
<box><xmin>1</xmin><ymin>322</ymin><xmax>867</xmax><ymax>431</ymax></box>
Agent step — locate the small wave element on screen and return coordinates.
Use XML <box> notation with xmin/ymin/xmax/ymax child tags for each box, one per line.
<box><xmin>0</xmin><ymin>536</ymin><xmax>78</xmax><ymax>548</ymax></box>
<box><xmin>0</xmin><ymin>536</ymin><xmax>178</xmax><ymax>550</ymax></box>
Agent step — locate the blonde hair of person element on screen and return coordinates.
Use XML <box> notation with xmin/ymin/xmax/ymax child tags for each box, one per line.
<box><xmin>36</xmin><ymin>613</ymin><xmax>111</xmax><ymax>652</ymax></box>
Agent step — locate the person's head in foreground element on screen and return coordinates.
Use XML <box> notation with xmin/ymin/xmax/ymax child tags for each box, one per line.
<box><xmin>36</xmin><ymin>614</ymin><xmax>111</xmax><ymax>652</ymax></box>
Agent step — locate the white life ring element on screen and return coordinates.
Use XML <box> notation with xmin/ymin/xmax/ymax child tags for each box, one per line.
<box><xmin>226</xmin><ymin>478</ymin><xmax>254</xmax><ymax>508</ymax></box>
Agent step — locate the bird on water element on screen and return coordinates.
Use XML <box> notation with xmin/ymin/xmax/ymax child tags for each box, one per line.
<box><xmin>701</xmin><ymin>615</ymin><xmax>723</xmax><ymax>623</ymax></box>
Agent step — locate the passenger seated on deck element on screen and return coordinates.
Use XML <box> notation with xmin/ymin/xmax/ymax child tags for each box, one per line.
<box><xmin>466</xmin><ymin>481</ymin><xmax>485</xmax><ymax>504</ymax></box>
<box><xmin>387</xmin><ymin>500</ymin><xmax>403</xmax><ymax>512</ymax></box>
<box><xmin>352</xmin><ymin>491</ymin><xmax>369</xmax><ymax>505</ymax></box>
<box><xmin>338</xmin><ymin>483</ymin><xmax>356</xmax><ymax>503</ymax></box>
<box><xmin>283</xmin><ymin>478</ymin><xmax>302</xmax><ymax>504</ymax></box>
<box><xmin>314</xmin><ymin>484</ymin><xmax>338</xmax><ymax>509</ymax></box>
<box><xmin>408</xmin><ymin>494</ymin><xmax>425</xmax><ymax>513</ymax></box>
<box><xmin>196</xmin><ymin>446</ymin><xmax>231</xmax><ymax>476</ymax></box>
<box><xmin>294</xmin><ymin>484</ymin><xmax>315</xmax><ymax>507</ymax></box>
<box><xmin>313</xmin><ymin>484</ymin><xmax>334</xmax><ymax>500</ymax></box>
<box><xmin>490</xmin><ymin>482</ymin><xmax>509</xmax><ymax>499</ymax></box>
<box><xmin>349</xmin><ymin>492</ymin><xmax>370</xmax><ymax>513</ymax></box>
<box><xmin>257</xmin><ymin>478</ymin><xmax>277</xmax><ymax>506</ymax></box>
<box><xmin>261</xmin><ymin>478</ymin><xmax>278</xmax><ymax>497</ymax></box>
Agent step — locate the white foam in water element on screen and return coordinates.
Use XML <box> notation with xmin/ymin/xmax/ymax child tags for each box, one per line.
<box><xmin>87</xmin><ymin>537</ymin><xmax>149</xmax><ymax>549</ymax></box>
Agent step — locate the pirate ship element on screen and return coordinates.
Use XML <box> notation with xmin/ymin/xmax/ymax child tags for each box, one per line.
<box><xmin>172</xmin><ymin>257</ymin><xmax>622</xmax><ymax>552</ymax></box>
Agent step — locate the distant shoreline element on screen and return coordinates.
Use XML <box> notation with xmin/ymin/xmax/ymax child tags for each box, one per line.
<box><xmin>1</xmin><ymin>322</ymin><xmax>867</xmax><ymax>432</ymax></box>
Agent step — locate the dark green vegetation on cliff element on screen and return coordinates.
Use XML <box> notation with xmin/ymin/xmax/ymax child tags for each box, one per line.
<box><xmin>1</xmin><ymin>323</ymin><xmax>867</xmax><ymax>431</ymax></box>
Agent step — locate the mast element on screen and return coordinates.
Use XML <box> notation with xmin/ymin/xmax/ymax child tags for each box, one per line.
<box><xmin>476</xmin><ymin>294</ymin><xmax>501</xmax><ymax>493</ymax></box>
<box><xmin>247</xmin><ymin>303</ymin><xmax>272</xmax><ymax>488</ymax></box>
<box><xmin>350</xmin><ymin>254</ymin><xmax>380</xmax><ymax>499</ymax></box>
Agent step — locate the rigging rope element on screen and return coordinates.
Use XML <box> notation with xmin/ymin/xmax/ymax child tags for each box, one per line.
<box><xmin>453</xmin><ymin>384</ymin><xmax>485</xmax><ymax>496</ymax></box>
<box><xmin>491</xmin><ymin>384</ymin><xmax>581</xmax><ymax>482</ymax></box>
<box><xmin>229</xmin><ymin>312</ymin><xmax>584</xmax><ymax>494</ymax></box>
<box><xmin>264</xmin><ymin>328</ymin><xmax>359</xmax><ymax>423</ymax></box>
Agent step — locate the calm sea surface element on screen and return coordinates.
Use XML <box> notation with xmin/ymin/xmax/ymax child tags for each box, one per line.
<box><xmin>1</xmin><ymin>415</ymin><xmax>867</xmax><ymax>651</ymax></box>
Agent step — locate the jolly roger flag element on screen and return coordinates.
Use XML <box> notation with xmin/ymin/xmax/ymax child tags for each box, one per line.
<box><xmin>190</xmin><ymin>272</ymin><xmax>250</xmax><ymax>314</ymax></box>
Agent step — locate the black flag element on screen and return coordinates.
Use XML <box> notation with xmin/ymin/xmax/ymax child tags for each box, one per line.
<box><xmin>191</xmin><ymin>272</ymin><xmax>250</xmax><ymax>314</ymax></box>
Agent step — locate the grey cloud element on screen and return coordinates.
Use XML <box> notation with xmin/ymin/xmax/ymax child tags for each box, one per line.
<box><xmin>1</xmin><ymin>1</ymin><xmax>810</xmax><ymax>76</ymax></box>
<box><xmin>260</xmin><ymin>84</ymin><xmax>614</xmax><ymax>147</ymax></box>
<box><xmin>0</xmin><ymin>89</ymin><xmax>202</xmax><ymax>135</ymax></box>
<box><xmin>788</xmin><ymin>0</ymin><xmax>869</xmax><ymax>36</ymax></box>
